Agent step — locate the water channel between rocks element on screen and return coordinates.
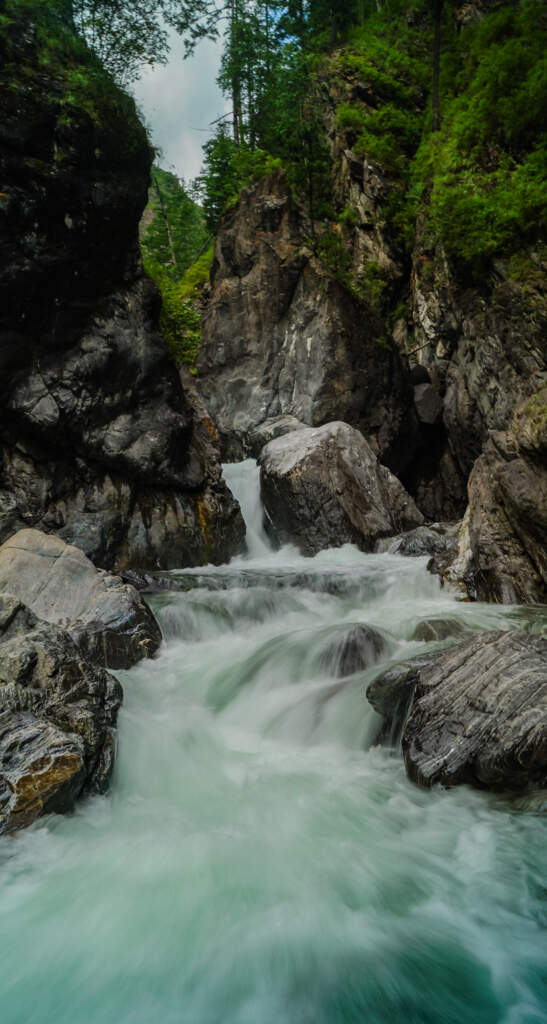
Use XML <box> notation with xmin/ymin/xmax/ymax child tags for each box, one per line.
<box><xmin>0</xmin><ymin>460</ymin><xmax>546</xmax><ymax>1024</ymax></box>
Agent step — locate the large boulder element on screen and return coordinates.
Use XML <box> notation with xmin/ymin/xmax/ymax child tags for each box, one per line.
<box><xmin>0</xmin><ymin>5</ymin><xmax>244</xmax><ymax>571</ymax></box>
<box><xmin>0</xmin><ymin>529</ymin><xmax>161</xmax><ymax>669</ymax></box>
<box><xmin>402</xmin><ymin>631</ymin><xmax>547</xmax><ymax>790</ymax></box>
<box><xmin>259</xmin><ymin>421</ymin><xmax>423</xmax><ymax>556</ymax></box>
<box><xmin>0</xmin><ymin>594</ymin><xmax>122</xmax><ymax>834</ymax></box>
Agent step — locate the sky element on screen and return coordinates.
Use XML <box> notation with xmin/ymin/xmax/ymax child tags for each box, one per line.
<box><xmin>132</xmin><ymin>30</ymin><xmax>231</xmax><ymax>183</ymax></box>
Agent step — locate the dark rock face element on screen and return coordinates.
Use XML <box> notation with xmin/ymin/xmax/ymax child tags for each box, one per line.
<box><xmin>0</xmin><ymin>594</ymin><xmax>122</xmax><ymax>833</ymax></box>
<box><xmin>259</xmin><ymin>421</ymin><xmax>423</xmax><ymax>556</ymax></box>
<box><xmin>411</xmin><ymin>231</ymin><xmax>546</xmax><ymax>477</ymax></box>
<box><xmin>0</xmin><ymin>8</ymin><xmax>244</xmax><ymax>571</ymax></box>
<box><xmin>366</xmin><ymin>654</ymin><xmax>437</xmax><ymax>744</ymax></box>
<box><xmin>196</xmin><ymin>173</ymin><xmax>419</xmax><ymax>472</ymax></box>
<box><xmin>402</xmin><ymin>631</ymin><xmax>547</xmax><ymax>790</ymax></box>
<box><xmin>0</xmin><ymin>529</ymin><xmax>161</xmax><ymax>669</ymax></box>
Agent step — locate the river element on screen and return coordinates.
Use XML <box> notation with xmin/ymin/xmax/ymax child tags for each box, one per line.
<box><xmin>0</xmin><ymin>461</ymin><xmax>545</xmax><ymax>1024</ymax></box>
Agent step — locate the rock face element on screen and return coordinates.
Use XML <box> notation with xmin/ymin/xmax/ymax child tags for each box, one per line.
<box><xmin>441</xmin><ymin>391</ymin><xmax>547</xmax><ymax>603</ymax></box>
<box><xmin>197</xmin><ymin>173</ymin><xmax>419</xmax><ymax>472</ymax></box>
<box><xmin>0</xmin><ymin>529</ymin><xmax>161</xmax><ymax>669</ymax></box>
<box><xmin>259</xmin><ymin>421</ymin><xmax>423</xmax><ymax>555</ymax></box>
<box><xmin>0</xmin><ymin>594</ymin><xmax>122</xmax><ymax>833</ymax></box>
<box><xmin>0</xmin><ymin>6</ymin><xmax>244</xmax><ymax>571</ymax></box>
<box><xmin>366</xmin><ymin>654</ymin><xmax>437</xmax><ymax>744</ymax></box>
<box><xmin>402</xmin><ymin>632</ymin><xmax>547</xmax><ymax>790</ymax></box>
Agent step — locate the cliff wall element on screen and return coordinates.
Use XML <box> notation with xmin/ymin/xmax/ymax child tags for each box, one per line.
<box><xmin>0</xmin><ymin>3</ymin><xmax>244</xmax><ymax>570</ymax></box>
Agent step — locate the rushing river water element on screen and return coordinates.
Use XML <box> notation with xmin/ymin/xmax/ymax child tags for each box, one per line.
<box><xmin>1</xmin><ymin>461</ymin><xmax>546</xmax><ymax>1024</ymax></box>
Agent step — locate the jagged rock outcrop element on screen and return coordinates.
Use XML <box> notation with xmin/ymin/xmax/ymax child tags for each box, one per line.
<box><xmin>259</xmin><ymin>421</ymin><xmax>423</xmax><ymax>555</ymax></box>
<box><xmin>402</xmin><ymin>631</ymin><xmax>547</xmax><ymax>791</ymax></box>
<box><xmin>440</xmin><ymin>390</ymin><xmax>547</xmax><ymax>603</ymax></box>
<box><xmin>0</xmin><ymin>594</ymin><xmax>122</xmax><ymax>833</ymax></box>
<box><xmin>368</xmin><ymin>631</ymin><xmax>547</xmax><ymax>790</ymax></box>
<box><xmin>0</xmin><ymin>529</ymin><xmax>161</xmax><ymax>669</ymax></box>
<box><xmin>197</xmin><ymin>172</ymin><xmax>419</xmax><ymax>472</ymax></box>
<box><xmin>0</xmin><ymin>5</ymin><xmax>244</xmax><ymax>571</ymax></box>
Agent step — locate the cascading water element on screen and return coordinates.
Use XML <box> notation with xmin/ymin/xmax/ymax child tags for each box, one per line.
<box><xmin>0</xmin><ymin>461</ymin><xmax>545</xmax><ymax>1024</ymax></box>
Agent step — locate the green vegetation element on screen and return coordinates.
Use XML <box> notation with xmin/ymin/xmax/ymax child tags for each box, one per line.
<box><xmin>141</xmin><ymin>167</ymin><xmax>209</xmax><ymax>274</ymax></box>
<box><xmin>2</xmin><ymin>0</ymin><xmax>146</xmax><ymax>157</ymax></box>
<box><xmin>417</xmin><ymin>0</ymin><xmax>547</xmax><ymax>270</ymax></box>
<box><xmin>141</xmin><ymin>168</ymin><xmax>213</xmax><ymax>366</ymax></box>
<box><xmin>144</xmin><ymin>247</ymin><xmax>214</xmax><ymax>368</ymax></box>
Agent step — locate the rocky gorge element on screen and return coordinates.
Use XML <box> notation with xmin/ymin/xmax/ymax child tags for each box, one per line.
<box><xmin>0</xmin><ymin>0</ymin><xmax>545</xmax><ymax>830</ymax></box>
<box><xmin>0</xmin><ymin>3</ymin><xmax>546</xmax><ymax>1020</ymax></box>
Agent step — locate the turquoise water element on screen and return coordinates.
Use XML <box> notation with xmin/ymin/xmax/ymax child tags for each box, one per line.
<box><xmin>0</xmin><ymin>462</ymin><xmax>545</xmax><ymax>1024</ymax></box>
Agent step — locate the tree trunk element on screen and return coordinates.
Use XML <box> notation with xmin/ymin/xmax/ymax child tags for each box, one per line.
<box><xmin>432</xmin><ymin>0</ymin><xmax>442</xmax><ymax>132</ymax></box>
<box><xmin>152</xmin><ymin>174</ymin><xmax>177</xmax><ymax>268</ymax></box>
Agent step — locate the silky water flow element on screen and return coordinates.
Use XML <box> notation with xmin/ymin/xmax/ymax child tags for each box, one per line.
<box><xmin>0</xmin><ymin>460</ymin><xmax>546</xmax><ymax>1024</ymax></box>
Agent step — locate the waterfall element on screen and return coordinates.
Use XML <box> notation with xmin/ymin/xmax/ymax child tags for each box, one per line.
<box><xmin>223</xmin><ymin>458</ymin><xmax>273</xmax><ymax>557</ymax></box>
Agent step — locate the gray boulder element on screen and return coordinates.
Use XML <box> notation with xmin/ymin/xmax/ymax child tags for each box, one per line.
<box><xmin>259</xmin><ymin>421</ymin><xmax>424</xmax><ymax>556</ymax></box>
<box><xmin>0</xmin><ymin>594</ymin><xmax>122</xmax><ymax>834</ymax></box>
<box><xmin>410</xmin><ymin>618</ymin><xmax>467</xmax><ymax>642</ymax></box>
<box><xmin>0</xmin><ymin>529</ymin><xmax>161</xmax><ymax>669</ymax></box>
<box><xmin>379</xmin><ymin>521</ymin><xmax>460</xmax><ymax>559</ymax></box>
<box><xmin>402</xmin><ymin>631</ymin><xmax>547</xmax><ymax>790</ymax></box>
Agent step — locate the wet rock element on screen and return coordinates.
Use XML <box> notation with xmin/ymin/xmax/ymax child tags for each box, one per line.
<box><xmin>411</xmin><ymin>618</ymin><xmax>466</xmax><ymax>642</ymax></box>
<box><xmin>366</xmin><ymin>654</ymin><xmax>437</xmax><ymax>744</ymax></box>
<box><xmin>381</xmin><ymin>522</ymin><xmax>460</xmax><ymax>560</ymax></box>
<box><xmin>320</xmin><ymin>625</ymin><xmax>388</xmax><ymax>677</ymax></box>
<box><xmin>0</xmin><ymin>594</ymin><xmax>122</xmax><ymax>833</ymax></box>
<box><xmin>260</xmin><ymin>421</ymin><xmax>424</xmax><ymax>556</ymax></box>
<box><xmin>0</xmin><ymin>529</ymin><xmax>161</xmax><ymax>669</ymax></box>
<box><xmin>0</xmin><ymin>712</ymin><xmax>86</xmax><ymax>834</ymax></box>
<box><xmin>402</xmin><ymin>631</ymin><xmax>547</xmax><ymax>790</ymax></box>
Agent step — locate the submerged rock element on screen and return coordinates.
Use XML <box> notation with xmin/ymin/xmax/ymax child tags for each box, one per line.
<box><xmin>402</xmin><ymin>631</ymin><xmax>547</xmax><ymax>790</ymax></box>
<box><xmin>0</xmin><ymin>594</ymin><xmax>122</xmax><ymax>834</ymax></box>
<box><xmin>319</xmin><ymin>625</ymin><xmax>388</xmax><ymax>677</ymax></box>
<box><xmin>0</xmin><ymin>529</ymin><xmax>161</xmax><ymax>669</ymax></box>
<box><xmin>259</xmin><ymin>421</ymin><xmax>423</xmax><ymax>556</ymax></box>
<box><xmin>410</xmin><ymin>618</ymin><xmax>467</xmax><ymax>642</ymax></box>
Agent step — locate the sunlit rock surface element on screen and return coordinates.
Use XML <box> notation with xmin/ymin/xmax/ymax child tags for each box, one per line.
<box><xmin>260</xmin><ymin>421</ymin><xmax>423</xmax><ymax>555</ymax></box>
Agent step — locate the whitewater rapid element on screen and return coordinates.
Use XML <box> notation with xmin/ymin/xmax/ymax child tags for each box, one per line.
<box><xmin>0</xmin><ymin>460</ymin><xmax>545</xmax><ymax>1024</ymax></box>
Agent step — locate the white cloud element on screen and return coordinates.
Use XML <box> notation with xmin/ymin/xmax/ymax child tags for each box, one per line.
<box><xmin>132</xmin><ymin>32</ymin><xmax>231</xmax><ymax>182</ymax></box>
